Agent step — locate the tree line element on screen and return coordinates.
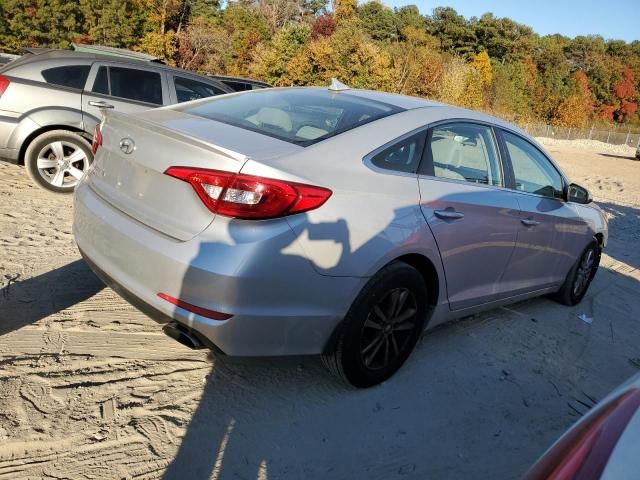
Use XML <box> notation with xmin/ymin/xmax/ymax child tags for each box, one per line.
<box><xmin>1</xmin><ymin>0</ymin><xmax>639</xmax><ymax>128</ymax></box>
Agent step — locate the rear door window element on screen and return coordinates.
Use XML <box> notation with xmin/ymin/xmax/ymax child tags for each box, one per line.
<box><xmin>424</xmin><ymin>123</ymin><xmax>503</xmax><ymax>187</ymax></box>
<box><xmin>174</xmin><ymin>76</ymin><xmax>226</xmax><ymax>103</ymax></box>
<box><xmin>41</xmin><ymin>65</ymin><xmax>91</xmax><ymax>90</ymax></box>
<box><xmin>370</xmin><ymin>132</ymin><xmax>426</xmax><ymax>174</ymax></box>
<box><xmin>92</xmin><ymin>66</ymin><xmax>109</xmax><ymax>95</ymax></box>
<box><xmin>90</xmin><ymin>66</ymin><xmax>163</xmax><ymax>105</ymax></box>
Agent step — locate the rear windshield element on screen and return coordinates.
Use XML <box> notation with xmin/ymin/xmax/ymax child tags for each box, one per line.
<box><xmin>177</xmin><ymin>88</ymin><xmax>404</xmax><ymax>146</ymax></box>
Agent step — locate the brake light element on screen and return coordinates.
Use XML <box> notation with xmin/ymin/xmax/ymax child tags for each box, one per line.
<box><xmin>0</xmin><ymin>75</ymin><xmax>10</xmax><ymax>96</ymax></box>
<box><xmin>535</xmin><ymin>388</ymin><xmax>640</xmax><ymax>480</ymax></box>
<box><xmin>164</xmin><ymin>167</ymin><xmax>332</xmax><ymax>220</ymax></box>
<box><xmin>91</xmin><ymin>123</ymin><xmax>103</xmax><ymax>154</ymax></box>
<box><xmin>157</xmin><ymin>293</ymin><xmax>232</xmax><ymax>320</ymax></box>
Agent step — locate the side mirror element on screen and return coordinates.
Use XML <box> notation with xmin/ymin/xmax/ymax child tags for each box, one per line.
<box><xmin>567</xmin><ymin>183</ymin><xmax>592</xmax><ymax>204</ymax></box>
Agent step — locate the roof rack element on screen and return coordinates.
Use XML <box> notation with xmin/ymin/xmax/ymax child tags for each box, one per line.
<box><xmin>72</xmin><ymin>43</ymin><xmax>164</xmax><ymax>63</ymax></box>
<box><xmin>23</xmin><ymin>47</ymin><xmax>56</xmax><ymax>55</ymax></box>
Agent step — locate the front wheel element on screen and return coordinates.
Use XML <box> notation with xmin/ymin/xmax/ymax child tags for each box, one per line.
<box><xmin>552</xmin><ymin>239</ymin><xmax>601</xmax><ymax>306</ymax></box>
<box><xmin>24</xmin><ymin>130</ymin><xmax>93</xmax><ymax>194</ymax></box>
<box><xmin>322</xmin><ymin>262</ymin><xmax>429</xmax><ymax>388</ymax></box>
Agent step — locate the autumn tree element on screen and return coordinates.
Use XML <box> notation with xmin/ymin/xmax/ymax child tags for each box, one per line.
<box><xmin>333</xmin><ymin>0</ymin><xmax>357</xmax><ymax>23</ymax></box>
<box><xmin>388</xmin><ymin>26</ymin><xmax>441</xmax><ymax>96</ymax></box>
<box><xmin>438</xmin><ymin>57</ymin><xmax>484</xmax><ymax>110</ymax></box>
<box><xmin>612</xmin><ymin>67</ymin><xmax>638</xmax><ymax>123</ymax></box>
<box><xmin>175</xmin><ymin>16</ymin><xmax>230</xmax><ymax>71</ymax></box>
<box><xmin>311</xmin><ymin>13</ymin><xmax>335</xmax><ymax>39</ymax></box>
<box><xmin>286</xmin><ymin>18</ymin><xmax>393</xmax><ymax>89</ymax></box>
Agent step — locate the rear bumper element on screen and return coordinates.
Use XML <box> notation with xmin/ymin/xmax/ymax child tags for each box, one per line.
<box><xmin>73</xmin><ymin>180</ymin><xmax>364</xmax><ymax>356</ymax></box>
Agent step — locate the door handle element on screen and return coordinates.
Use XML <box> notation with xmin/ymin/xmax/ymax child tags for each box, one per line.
<box><xmin>521</xmin><ymin>218</ymin><xmax>541</xmax><ymax>227</ymax></box>
<box><xmin>88</xmin><ymin>100</ymin><xmax>115</xmax><ymax>109</ymax></box>
<box><xmin>434</xmin><ymin>209</ymin><xmax>465</xmax><ymax>220</ymax></box>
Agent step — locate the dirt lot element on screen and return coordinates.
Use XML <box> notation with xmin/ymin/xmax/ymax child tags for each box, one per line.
<box><xmin>1</xmin><ymin>142</ymin><xmax>639</xmax><ymax>479</ymax></box>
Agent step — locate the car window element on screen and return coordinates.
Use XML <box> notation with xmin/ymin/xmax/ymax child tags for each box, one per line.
<box><xmin>41</xmin><ymin>65</ymin><xmax>91</xmax><ymax>90</ymax></box>
<box><xmin>221</xmin><ymin>80</ymin><xmax>266</xmax><ymax>91</ymax></box>
<box><xmin>427</xmin><ymin>123</ymin><xmax>503</xmax><ymax>186</ymax></box>
<box><xmin>370</xmin><ymin>132</ymin><xmax>426</xmax><ymax>174</ymax></box>
<box><xmin>502</xmin><ymin>131</ymin><xmax>563</xmax><ymax>198</ymax></box>
<box><xmin>178</xmin><ymin>89</ymin><xmax>403</xmax><ymax>146</ymax></box>
<box><xmin>174</xmin><ymin>76</ymin><xmax>225</xmax><ymax>103</ymax></box>
<box><xmin>93</xmin><ymin>66</ymin><xmax>162</xmax><ymax>105</ymax></box>
<box><xmin>92</xmin><ymin>66</ymin><xmax>109</xmax><ymax>95</ymax></box>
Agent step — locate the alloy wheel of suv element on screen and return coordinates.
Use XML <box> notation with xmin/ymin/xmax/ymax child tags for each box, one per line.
<box><xmin>25</xmin><ymin>130</ymin><xmax>93</xmax><ymax>193</ymax></box>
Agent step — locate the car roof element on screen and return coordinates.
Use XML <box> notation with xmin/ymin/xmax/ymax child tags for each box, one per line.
<box><xmin>209</xmin><ymin>75</ymin><xmax>271</xmax><ymax>87</ymax></box>
<box><xmin>2</xmin><ymin>49</ymin><xmax>216</xmax><ymax>78</ymax></box>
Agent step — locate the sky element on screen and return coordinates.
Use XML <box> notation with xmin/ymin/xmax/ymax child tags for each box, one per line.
<box><xmin>383</xmin><ymin>0</ymin><xmax>640</xmax><ymax>42</ymax></box>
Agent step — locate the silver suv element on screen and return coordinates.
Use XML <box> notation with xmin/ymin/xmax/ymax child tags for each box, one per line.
<box><xmin>0</xmin><ymin>49</ymin><xmax>239</xmax><ymax>192</ymax></box>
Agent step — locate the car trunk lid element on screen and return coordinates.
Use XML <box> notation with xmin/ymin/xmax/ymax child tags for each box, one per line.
<box><xmin>88</xmin><ymin>109</ymin><xmax>301</xmax><ymax>241</ymax></box>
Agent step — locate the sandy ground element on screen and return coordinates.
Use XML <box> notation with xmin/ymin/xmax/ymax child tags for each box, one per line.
<box><xmin>0</xmin><ymin>142</ymin><xmax>639</xmax><ymax>480</ymax></box>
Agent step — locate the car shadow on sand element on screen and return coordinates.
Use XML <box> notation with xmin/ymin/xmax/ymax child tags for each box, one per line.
<box><xmin>0</xmin><ymin>259</ymin><xmax>104</xmax><ymax>335</ymax></box>
<box><xmin>596</xmin><ymin>201</ymin><xmax>640</xmax><ymax>270</ymax></box>
<box><xmin>160</xmin><ymin>196</ymin><xmax>640</xmax><ymax>480</ymax></box>
<box><xmin>598</xmin><ymin>153</ymin><xmax>639</xmax><ymax>162</ymax></box>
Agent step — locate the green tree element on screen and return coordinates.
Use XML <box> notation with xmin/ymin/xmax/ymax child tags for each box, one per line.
<box><xmin>222</xmin><ymin>2</ymin><xmax>271</xmax><ymax>75</ymax></box>
<box><xmin>0</xmin><ymin>0</ymin><xmax>82</xmax><ymax>50</ymax></box>
<box><xmin>393</xmin><ymin>5</ymin><xmax>426</xmax><ymax>38</ymax></box>
<box><xmin>79</xmin><ymin>0</ymin><xmax>144</xmax><ymax>47</ymax></box>
<box><xmin>357</xmin><ymin>1</ymin><xmax>397</xmax><ymax>42</ymax></box>
<box><xmin>472</xmin><ymin>13</ymin><xmax>536</xmax><ymax>61</ymax></box>
<box><xmin>492</xmin><ymin>61</ymin><xmax>533</xmax><ymax>120</ymax></box>
<box><xmin>249</xmin><ymin>23</ymin><xmax>310</xmax><ymax>84</ymax></box>
<box><xmin>427</xmin><ymin>7</ymin><xmax>475</xmax><ymax>56</ymax></box>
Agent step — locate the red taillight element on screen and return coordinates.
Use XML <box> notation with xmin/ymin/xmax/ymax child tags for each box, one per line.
<box><xmin>539</xmin><ymin>388</ymin><xmax>640</xmax><ymax>480</ymax></box>
<box><xmin>164</xmin><ymin>166</ymin><xmax>332</xmax><ymax>220</ymax></box>
<box><xmin>91</xmin><ymin>124</ymin><xmax>103</xmax><ymax>155</ymax></box>
<box><xmin>0</xmin><ymin>75</ymin><xmax>10</xmax><ymax>96</ymax></box>
<box><xmin>157</xmin><ymin>293</ymin><xmax>232</xmax><ymax>320</ymax></box>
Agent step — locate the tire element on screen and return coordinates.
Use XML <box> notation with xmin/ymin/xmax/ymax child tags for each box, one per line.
<box><xmin>322</xmin><ymin>262</ymin><xmax>429</xmax><ymax>388</ymax></box>
<box><xmin>25</xmin><ymin>130</ymin><xmax>93</xmax><ymax>194</ymax></box>
<box><xmin>551</xmin><ymin>239</ymin><xmax>601</xmax><ymax>306</ymax></box>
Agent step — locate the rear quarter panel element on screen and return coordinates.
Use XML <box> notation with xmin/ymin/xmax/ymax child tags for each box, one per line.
<box><xmin>239</xmin><ymin>108</ymin><xmax>448</xmax><ymax>287</ymax></box>
<box><xmin>0</xmin><ymin>77</ymin><xmax>84</xmax><ymax>150</ymax></box>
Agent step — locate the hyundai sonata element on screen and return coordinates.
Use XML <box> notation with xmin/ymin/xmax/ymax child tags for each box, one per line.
<box><xmin>73</xmin><ymin>84</ymin><xmax>607</xmax><ymax>387</ymax></box>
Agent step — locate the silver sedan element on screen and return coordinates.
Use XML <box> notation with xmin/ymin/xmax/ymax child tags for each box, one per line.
<box><xmin>73</xmin><ymin>85</ymin><xmax>608</xmax><ymax>387</ymax></box>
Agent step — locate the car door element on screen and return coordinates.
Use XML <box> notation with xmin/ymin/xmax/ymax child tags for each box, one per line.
<box><xmin>82</xmin><ymin>62</ymin><xmax>169</xmax><ymax>134</ymax></box>
<box><xmin>497</xmin><ymin>129</ymin><xmax>586</xmax><ymax>293</ymax></box>
<box><xmin>418</xmin><ymin>122</ymin><xmax>521</xmax><ymax>311</ymax></box>
<box><xmin>168</xmin><ymin>74</ymin><xmax>230</xmax><ymax>104</ymax></box>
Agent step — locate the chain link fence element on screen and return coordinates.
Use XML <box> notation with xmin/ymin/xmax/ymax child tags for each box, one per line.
<box><xmin>521</xmin><ymin>123</ymin><xmax>640</xmax><ymax>148</ymax></box>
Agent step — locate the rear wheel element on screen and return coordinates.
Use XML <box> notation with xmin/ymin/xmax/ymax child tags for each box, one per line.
<box><xmin>322</xmin><ymin>262</ymin><xmax>429</xmax><ymax>388</ymax></box>
<box><xmin>25</xmin><ymin>130</ymin><xmax>93</xmax><ymax>193</ymax></box>
<box><xmin>552</xmin><ymin>239</ymin><xmax>601</xmax><ymax>306</ymax></box>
